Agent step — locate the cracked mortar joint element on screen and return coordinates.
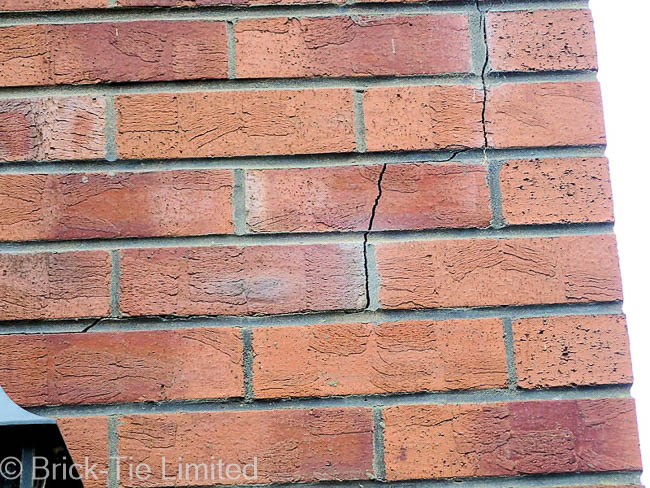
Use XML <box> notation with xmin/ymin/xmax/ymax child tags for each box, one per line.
<box><xmin>362</xmin><ymin>163</ymin><xmax>387</xmax><ymax>310</ymax></box>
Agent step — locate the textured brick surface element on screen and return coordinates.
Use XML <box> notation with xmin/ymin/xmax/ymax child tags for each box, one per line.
<box><xmin>235</xmin><ymin>15</ymin><xmax>470</xmax><ymax>78</ymax></box>
<box><xmin>384</xmin><ymin>398</ymin><xmax>642</xmax><ymax>480</ymax></box>
<box><xmin>486</xmin><ymin>82</ymin><xmax>606</xmax><ymax>148</ymax></box>
<box><xmin>58</xmin><ymin>417</ymin><xmax>110</xmax><ymax>488</ymax></box>
<box><xmin>514</xmin><ymin>314</ymin><xmax>633</xmax><ymax>389</ymax></box>
<box><xmin>0</xmin><ymin>22</ymin><xmax>227</xmax><ymax>87</ymax></box>
<box><xmin>116</xmin><ymin>90</ymin><xmax>355</xmax><ymax>159</ymax></box>
<box><xmin>0</xmin><ymin>251</ymin><xmax>111</xmax><ymax>321</ymax></box>
<box><xmin>0</xmin><ymin>170</ymin><xmax>233</xmax><ymax>241</ymax></box>
<box><xmin>364</xmin><ymin>85</ymin><xmax>484</xmax><ymax>151</ymax></box>
<box><xmin>118</xmin><ymin>408</ymin><xmax>374</xmax><ymax>485</ymax></box>
<box><xmin>500</xmin><ymin>157</ymin><xmax>614</xmax><ymax>225</ymax></box>
<box><xmin>0</xmin><ymin>97</ymin><xmax>105</xmax><ymax>162</ymax></box>
<box><xmin>376</xmin><ymin>235</ymin><xmax>622</xmax><ymax>309</ymax></box>
<box><xmin>487</xmin><ymin>9</ymin><xmax>597</xmax><ymax>72</ymax></box>
<box><xmin>246</xmin><ymin>163</ymin><xmax>490</xmax><ymax>233</ymax></box>
<box><xmin>0</xmin><ymin>328</ymin><xmax>243</xmax><ymax>406</ymax></box>
<box><xmin>253</xmin><ymin>319</ymin><xmax>507</xmax><ymax>398</ymax></box>
<box><xmin>0</xmin><ymin>0</ymin><xmax>106</xmax><ymax>10</ymax></box>
<box><xmin>120</xmin><ymin>244</ymin><xmax>366</xmax><ymax>316</ymax></box>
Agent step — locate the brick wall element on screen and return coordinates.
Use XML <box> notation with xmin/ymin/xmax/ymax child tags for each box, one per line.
<box><xmin>0</xmin><ymin>0</ymin><xmax>643</xmax><ymax>487</ymax></box>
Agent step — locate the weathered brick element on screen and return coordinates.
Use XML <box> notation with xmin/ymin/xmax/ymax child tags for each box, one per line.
<box><xmin>116</xmin><ymin>89</ymin><xmax>354</xmax><ymax>159</ymax></box>
<box><xmin>0</xmin><ymin>22</ymin><xmax>227</xmax><ymax>87</ymax></box>
<box><xmin>253</xmin><ymin>319</ymin><xmax>507</xmax><ymax>398</ymax></box>
<box><xmin>364</xmin><ymin>85</ymin><xmax>484</xmax><ymax>152</ymax></box>
<box><xmin>245</xmin><ymin>163</ymin><xmax>490</xmax><ymax>233</ymax></box>
<box><xmin>0</xmin><ymin>328</ymin><xmax>243</xmax><ymax>406</ymax></box>
<box><xmin>487</xmin><ymin>10</ymin><xmax>597</xmax><ymax>72</ymax></box>
<box><xmin>58</xmin><ymin>417</ymin><xmax>109</xmax><ymax>488</ymax></box>
<box><xmin>0</xmin><ymin>0</ymin><xmax>106</xmax><ymax>10</ymax></box>
<box><xmin>500</xmin><ymin>157</ymin><xmax>614</xmax><ymax>225</ymax></box>
<box><xmin>235</xmin><ymin>15</ymin><xmax>470</xmax><ymax>78</ymax></box>
<box><xmin>0</xmin><ymin>170</ymin><xmax>234</xmax><ymax>241</ymax></box>
<box><xmin>120</xmin><ymin>244</ymin><xmax>365</xmax><ymax>317</ymax></box>
<box><xmin>376</xmin><ymin>234</ymin><xmax>622</xmax><ymax>309</ymax></box>
<box><xmin>0</xmin><ymin>251</ymin><xmax>111</xmax><ymax>321</ymax></box>
<box><xmin>384</xmin><ymin>398</ymin><xmax>641</xmax><ymax>480</ymax></box>
<box><xmin>514</xmin><ymin>314</ymin><xmax>633</xmax><ymax>389</ymax></box>
<box><xmin>0</xmin><ymin>97</ymin><xmax>105</xmax><ymax>162</ymax></box>
<box><xmin>119</xmin><ymin>0</ymin><xmax>343</xmax><ymax>5</ymax></box>
<box><xmin>486</xmin><ymin>82</ymin><xmax>606</xmax><ymax>148</ymax></box>
<box><xmin>118</xmin><ymin>408</ymin><xmax>374</xmax><ymax>486</ymax></box>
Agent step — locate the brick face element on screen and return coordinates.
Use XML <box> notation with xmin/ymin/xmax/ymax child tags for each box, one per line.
<box><xmin>0</xmin><ymin>170</ymin><xmax>234</xmax><ymax>241</ymax></box>
<box><xmin>376</xmin><ymin>235</ymin><xmax>622</xmax><ymax>309</ymax></box>
<box><xmin>253</xmin><ymin>319</ymin><xmax>507</xmax><ymax>398</ymax></box>
<box><xmin>0</xmin><ymin>97</ymin><xmax>105</xmax><ymax>162</ymax></box>
<box><xmin>487</xmin><ymin>9</ymin><xmax>598</xmax><ymax>72</ymax></box>
<box><xmin>0</xmin><ymin>22</ymin><xmax>228</xmax><ymax>87</ymax></box>
<box><xmin>514</xmin><ymin>314</ymin><xmax>633</xmax><ymax>389</ymax></box>
<box><xmin>384</xmin><ymin>399</ymin><xmax>642</xmax><ymax>480</ymax></box>
<box><xmin>118</xmin><ymin>408</ymin><xmax>374</xmax><ymax>485</ymax></box>
<box><xmin>0</xmin><ymin>328</ymin><xmax>243</xmax><ymax>406</ymax></box>
<box><xmin>235</xmin><ymin>15</ymin><xmax>471</xmax><ymax>78</ymax></box>
<box><xmin>246</xmin><ymin>163</ymin><xmax>490</xmax><ymax>233</ymax></box>
<box><xmin>116</xmin><ymin>89</ymin><xmax>355</xmax><ymax>159</ymax></box>
<box><xmin>486</xmin><ymin>82</ymin><xmax>606</xmax><ymax>148</ymax></box>
<box><xmin>120</xmin><ymin>244</ymin><xmax>366</xmax><ymax>316</ymax></box>
<box><xmin>0</xmin><ymin>0</ymin><xmax>106</xmax><ymax>10</ymax></box>
<box><xmin>58</xmin><ymin>417</ymin><xmax>110</xmax><ymax>488</ymax></box>
<box><xmin>0</xmin><ymin>251</ymin><xmax>112</xmax><ymax>321</ymax></box>
<box><xmin>364</xmin><ymin>85</ymin><xmax>485</xmax><ymax>152</ymax></box>
<box><xmin>500</xmin><ymin>157</ymin><xmax>614</xmax><ymax>225</ymax></box>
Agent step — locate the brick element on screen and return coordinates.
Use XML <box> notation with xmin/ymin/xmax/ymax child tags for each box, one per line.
<box><xmin>253</xmin><ymin>319</ymin><xmax>507</xmax><ymax>398</ymax></box>
<box><xmin>0</xmin><ymin>97</ymin><xmax>105</xmax><ymax>162</ymax></box>
<box><xmin>514</xmin><ymin>314</ymin><xmax>633</xmax><ymax>389</ymax></box>
<box><xmin>245</xmin><ymin>163</ymin><xmax>491</xmax><ymax>233</ymax></box>
<box><xmin>116</xmin><ymin>89</ymin><xmax>354</xmax><ymax>159</ymax></box>
<box><xmin>500</xmin><ymin>157</ymin><xmax>614</xmax><ymax>225</ymax></box>
<box><xmin>376</xmin><ymin>234</ymin><xmax>622</xmax><ymax>309</ymax></box>
<box><xmin>487</xmin><ymin>10</ymin><xmax>597</xmax><ymax>72</ymax></box>
<box><xmin>119</xmin><ymin>0</ymin><xmax>343</xmax><ymax>5</ymax></box>
<box><xmin>58</xmin><ymin>418</ymin><xmax>109</xmax><ymax>488</ymax></box>
<box><xmin>0</xmin><ymin>22</ymin><xmax>227</xmax><ymax>87</ymax></box>
<box><xmin>383</xmin><ymin>398</ymin><xmax>641</xmax><ymax>480</ymax></box>
<box><xmin>120</xmin><ymin>244</ymin><xmax>365</xmax><ymax>317</ymax></box>
<box><xmin>0</xmin><ymin>170</ymin><xmax>233</xmax><ymax>241</ymax></box>
<box><xmin>235</xmin><ymin>15</ymin><xmax>470</xmax><ymax>79</ymax></box>
<box><xmin>486</xmin><ymin>82</ymin><xmax>606</xmax><ymax>148</ymax></box>
<box><xmin>0</xmin><ymin>251</ymin><xmax>111</xmax><ymax>321</ymax></box>
<box><xmin>364</xmin><ymin>85</ymin><xmax>484</xmax><ymax>152</ymax></box>
<box><xmin>0</xmin><ymin>328</ymin><xmax>243</xmax><ymax>406</ymax></box>
<box><xmin>58</xmin><ymin>417</ymin><xmax>109</xmax><ymax>488</ymax></box>
<box><xmin>118</xmin><ymin>408</ymin><xmax>374</xmax><ymax>485</ymax></box>
<box><xmin>0</xmin><ymin>0</ymin><xmax>106</xmax><ymax>10</ymax></box>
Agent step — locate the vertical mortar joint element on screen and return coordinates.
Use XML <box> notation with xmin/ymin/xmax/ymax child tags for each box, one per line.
<box><xmin>475</xmin><ymin>0</ymin><xmax>490</xmax><ymax>154</ymax></box>
<box><xmin>363</xmin><ymin>163</ymin><xmax>387</xmax><ymax>310</ymax></box>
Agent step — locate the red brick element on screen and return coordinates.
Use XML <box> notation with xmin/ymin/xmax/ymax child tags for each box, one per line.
<box><xmin>514</xmin><ymin>314</ymin><xmax>633</xmax><ymax>389</ymax></box>
<box><xmin>0</xmin><ymin>97</ymin><xmax>105</xmax><ymax>162</ymax></box>
<box><xmin>253</xmin><ymin>319</ymin><xmax>507</xmax><ymax>398</ymax></box>
<box><xmin>0</xmin><ymin>0</ymin><xmax>106</xmax><ymax>10</ymax></box>
<box><xmin>120</xmin><ymin>244</ymin><xmax>365</xmax><ymax>317</ymax></box>
<box><xmin>235</xmin><ymin>15</ymin><xmax>470</xmax><ymax>79</ymax></box>
<box><xmin>245</xmin><ymin>163</ymin><xmax>490</xmax><ymax>233</ymax></box>
<box><xmin>116</xmin><ymin>89</ymin><xmax>354</xmax><ymax>159</ymax></box>
<box><xmin>58</xmin><ymin>417</ymin><xmax>109</xmax><ymax>488</ymax></box>
<box><xmin>376</xmin><ymin>234</ymin><xmax>622</xmax><ymax>309</ymax></box>
<box><xmin>383</xmin><ymin>398</ymin><xmax>641</xmax><ymax>480</ymax></box>
<box><xmin>0</xmin><ymin>328</ymin><xmax>243</xmax><ymax>406</ymax></box>
<box><xmin>364</xmin><ymin>85</ymin><xmax>484</xmax><ymax>152</ymax></box>
<box><xmin>486</xmin><ymin>82</ymin><xmax>606</xmax><ymax>148</ymax></box>
<box><xmin>500</xmin><ymin>157</ymin><xmax>614</xmax><ymax>225</ymax></box>
<box><xmin>119</xmin><ymin>0</ymin><xmax>343</xmax><ymax>5</ymax></box>
<box><xmin>0</xmin><ymin>251</ymin><xmax>111</xmax><ymax>321</ymax></box>
<box><xmin>487</xmin><ymin>10</ymin><xmax>597</xmax><ymax>72</ymax></box>
<box><xmin>0</xmin><ymin>22</ymin><xmax>227</xmax><ymax>87</ymax></box>
<box><xmin>0</xmin><ymin>170</ymin><xmax>233</xmax><ymax>241</ymax></box>
<box><xmin>118</xmin><ymin>408</ymin><xmax>374</xmax><ymax>486</ymax></box>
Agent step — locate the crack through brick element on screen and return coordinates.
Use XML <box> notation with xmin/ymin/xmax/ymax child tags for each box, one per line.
<box><xmin>363</xmin><ymin>163</ymin><xmax>387</xmax><ymax>310</ymax></box>
<box><xmin>476</xmin><ymin>0</ymin><xmax>490</xmax><ymax>150</ymax></box>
